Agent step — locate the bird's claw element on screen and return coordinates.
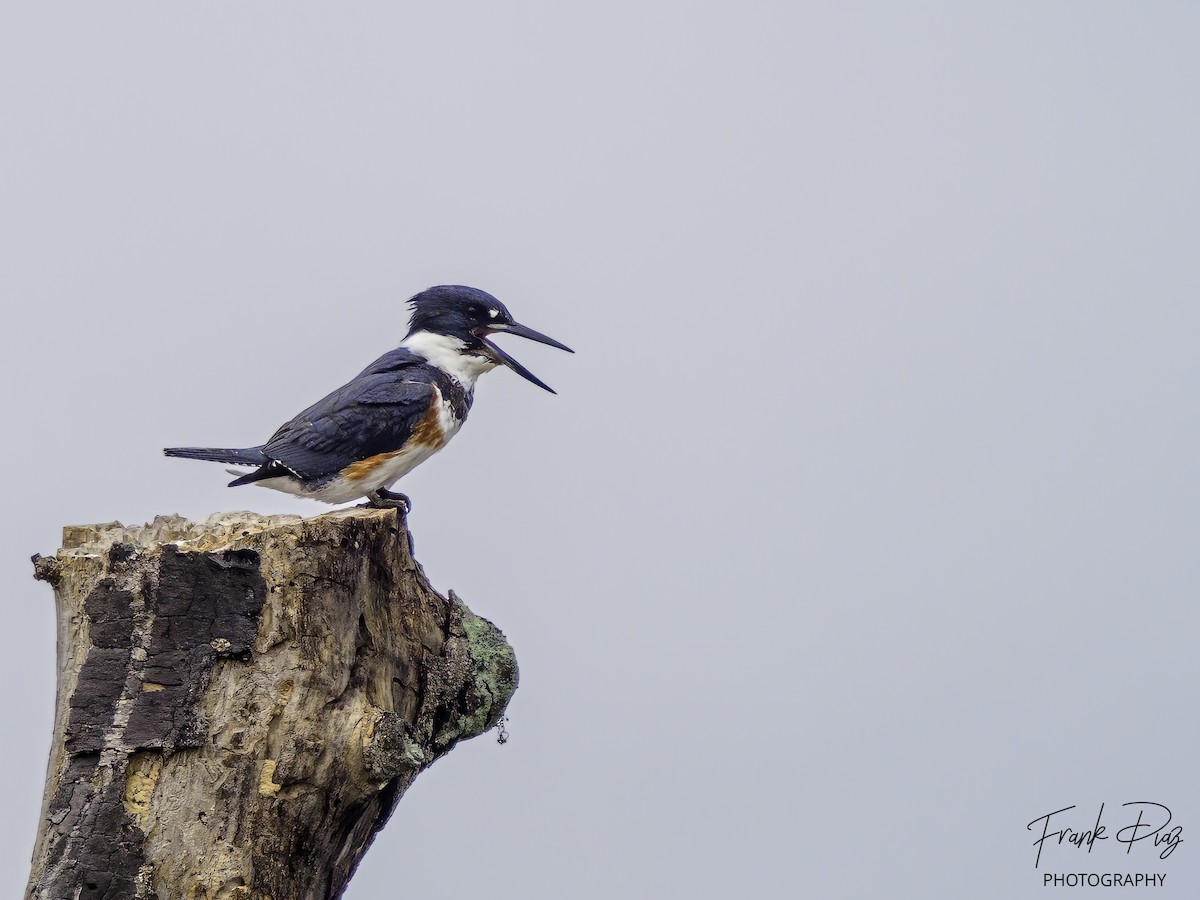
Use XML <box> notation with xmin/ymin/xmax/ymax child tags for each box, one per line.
<box><xmin>363</xmin><ymin>489</ymin><xmax>411</xmax><ymax>513</ymax></box>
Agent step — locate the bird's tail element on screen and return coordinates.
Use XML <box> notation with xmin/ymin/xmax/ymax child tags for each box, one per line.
<box><xmin>164</xmin><ymin>446</ymin><xmax>269</xmax><ymax>466</ymax></box>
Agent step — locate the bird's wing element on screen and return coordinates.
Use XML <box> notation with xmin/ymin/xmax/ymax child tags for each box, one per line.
<box><xmin>262</xmin><ymin>371</ymin><xmax>436</xmax><ymax>479</ymax></box>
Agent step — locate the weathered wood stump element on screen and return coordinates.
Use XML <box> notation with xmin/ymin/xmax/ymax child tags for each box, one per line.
<box><xmin>27</xmin><ymin>508</ymin><xmax>517</xmax><ymax>900</ymax></box>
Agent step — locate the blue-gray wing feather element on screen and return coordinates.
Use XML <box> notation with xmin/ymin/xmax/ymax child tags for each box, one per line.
<box><xmin>263</xmin><ymin>354</ymin><xmax>435</xmax><ymax>479</ymax></box>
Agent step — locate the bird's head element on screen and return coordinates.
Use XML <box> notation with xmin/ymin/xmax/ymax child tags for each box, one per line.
<box><xmin>405</xmin><ymin>285</ymin><xmax>573</xmax><ymax>392</ymax></box>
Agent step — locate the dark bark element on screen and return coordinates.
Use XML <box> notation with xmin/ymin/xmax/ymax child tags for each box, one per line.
<box><xmin>27</xmin><ymin>509</ymin><xmax>517</xmax><ymax>900</ymax></box>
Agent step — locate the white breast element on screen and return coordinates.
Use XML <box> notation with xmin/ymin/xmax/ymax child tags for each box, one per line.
<box><xmin>401</xmin><ymin>330</ymin><xmax>497</xmax><ymax>388</ymax></box>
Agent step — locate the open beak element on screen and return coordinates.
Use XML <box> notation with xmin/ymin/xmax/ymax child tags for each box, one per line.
<box><xmin>479</xmin><ymin>322</ymin><xmax>574</xmax><ymax>393</ymax></box>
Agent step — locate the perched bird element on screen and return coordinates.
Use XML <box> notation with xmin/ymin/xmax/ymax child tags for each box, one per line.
<box><xmin>165</xmin><ymin>285</ymin><xmax>572</xmax><ymax>509</ymax></box>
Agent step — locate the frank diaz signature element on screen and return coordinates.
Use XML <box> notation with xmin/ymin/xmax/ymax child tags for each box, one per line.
<box><xmin>1027</xmin><ymin>803</ymin><xmax>1183</xmax><ymax>868</ymax></box>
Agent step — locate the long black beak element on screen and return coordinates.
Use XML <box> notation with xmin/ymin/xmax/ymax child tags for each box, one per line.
<box><xmin>480</xmin><ymin>322</ymin><xmax>574</xmax><ymax>393</ymax></box>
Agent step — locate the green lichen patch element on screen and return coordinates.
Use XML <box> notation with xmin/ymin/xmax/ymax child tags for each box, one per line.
<box><xmin>434</xmin><ymin>596</ymin><xmax>519</xmax><ymax>747</ymax></box>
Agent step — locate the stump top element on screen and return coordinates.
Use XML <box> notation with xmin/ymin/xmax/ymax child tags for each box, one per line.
<box><xmin>59</xmin><ymin>507</ymin><xmax>398</xmax><ymax>554</ymax></box>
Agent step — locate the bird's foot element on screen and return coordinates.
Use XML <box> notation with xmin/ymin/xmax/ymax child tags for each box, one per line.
<box><xmin>363</xmin><ymin>489</ymin><xmax>411</xmax><ymax>513</ymax></box>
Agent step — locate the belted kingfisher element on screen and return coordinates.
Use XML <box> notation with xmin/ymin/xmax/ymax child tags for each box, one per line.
<box><xmin>165</xmin><ymin>285</ymin><xmax>572</xmax><ymax>509</ymax></box>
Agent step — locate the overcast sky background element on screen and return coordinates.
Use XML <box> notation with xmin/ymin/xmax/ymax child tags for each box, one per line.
<box><xmin>2</xmin><ymin>4</ymin><xmax>1198</xmax><ymax>898</ymax></box>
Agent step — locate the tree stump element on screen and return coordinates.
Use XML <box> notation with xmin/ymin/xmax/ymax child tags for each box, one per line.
<box><xmin>26</xmin><ymin>508</ymin><xmax>517</xmax><ymax>900</ymax></box>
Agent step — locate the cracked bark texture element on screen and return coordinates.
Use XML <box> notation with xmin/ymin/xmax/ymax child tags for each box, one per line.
<box><xmin>26</xmin><ymin>508</ymin><xmax>517</xmax><ymax>900</ymax></box>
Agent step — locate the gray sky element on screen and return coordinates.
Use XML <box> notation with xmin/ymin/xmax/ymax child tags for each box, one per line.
<box><xmin>3</xmin><ymin>3</ymin><xmax>1198</xmax><ymax>898</ymax></box>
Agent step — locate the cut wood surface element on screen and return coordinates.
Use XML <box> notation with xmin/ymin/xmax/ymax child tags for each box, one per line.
<box><xmin>27</xmin><ymin>508</ymin><xmax>517</xmax><ymax>900</ymax></box>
